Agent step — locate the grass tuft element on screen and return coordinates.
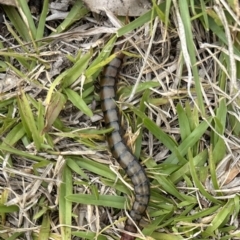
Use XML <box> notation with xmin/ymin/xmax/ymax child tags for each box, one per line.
<box><xmin>1</xmin><ymin>1</ymin><xmax>240</xmax><ymax>240</ymax></box>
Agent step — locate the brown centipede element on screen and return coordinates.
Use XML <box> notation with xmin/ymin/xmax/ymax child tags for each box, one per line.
<box><xmin>100</xmin><ymin>42</ymin><xmax>150</xmax><ymax>240</ymax></box>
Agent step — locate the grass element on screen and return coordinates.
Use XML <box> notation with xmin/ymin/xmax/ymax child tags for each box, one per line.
<box><xmin>0</xmin><ymin>0</ymin><xmax>240</xmax><ymax>240</ymax></box>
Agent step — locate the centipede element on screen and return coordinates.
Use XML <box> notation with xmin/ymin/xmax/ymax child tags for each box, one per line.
<box><xmin>100</xmin><ymin>42</ymin><xmax>150</xmax><ymax>240</ymax></box>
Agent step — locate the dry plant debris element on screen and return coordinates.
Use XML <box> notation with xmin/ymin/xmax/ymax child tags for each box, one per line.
<box><xmin>0</xmin><ymin>0</ymin><xmax>21</xmax><ymax>7</ymax></box>
<box><xmin>82</xmin><ymin>0</ymin><xmax>152</xmax><ymax>17</ymax></box>
<box><xmin>0</xmin><ymin>0</ymin><xmax>240</xmax><ymax>240</ymax></box>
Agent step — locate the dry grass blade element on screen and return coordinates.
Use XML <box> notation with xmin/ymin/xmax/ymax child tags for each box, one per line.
<box><xmin>0</xmin><ymin>1</ymin><xmax>240</xmax><ymax>240</ymax></box>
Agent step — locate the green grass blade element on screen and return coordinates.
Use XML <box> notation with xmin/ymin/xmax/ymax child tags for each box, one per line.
<box><xmin>0</xmin><ymin>145</ymin><xmax>49</xmax><ymax>162</ymax></box>
<box><xmin>2</xmin><ymin>5</ymin><xmax>30</xmax><ymax>41</ymax></box>
<box><xmin>203</xmin><ymin>199</ymin><xmax>234</xmax><ymax>237</ymax></box>
<box><xmin>39</xmin><ymin>213</ymin><xmax>50</xmax><ymax>240</ymax></box>
<box><xmin>189</xmin><ymin>149</ymin><xmax>220</xmax><ymax>204</ymax></box>
<box><xmin>66</xmin><ymin>157</ymin><xmax>89</xmax><ymax>181</ymax></box>
<box><xmin>36</xmin><ymin>0</ymin><xmax>49</xmax><ymax>41</ymax></box>
<box><xmin>165</xmin><ymin>119</ymin><xmax>211</xmax><ymax>164</ymax></box>
<box><xmin>17</xmin><ymin>0</ymin><xmax>37</xmax><ymax>38</ymax></box>
<box><xmin>72</xmin><ymin>231</ymin><xmax>108</xmax><ymax>240</ymax></box>
<box><xmin>43</xmin><ymin>91</ymin><xmax>66</xmax><ymax>133</ymax></box>
<box><xmin>85</xmin><ymin>36</ymin><xmax>117</xmax><ymax>80</ymax></box>
<box><xmin>55</xmin><ymin>0</ymin><xmax>89</xmax><ymax>33</ymax></box>
<box><xmin>0</xmin><ymin>123</ymin><xmax>25</xmax><ymax>147</ymax></box>
<box><xmin>178</xmin><ymin>1</ymin><xmax>205</xmax><ymax>115</ymax></box>
<box><xmin>117</xmin><ymin>2</ymin><xmax>167</xmax><ymax>36</ymax></box>
<box><xmin>66</xmin><ymin>194</ymin><xmax>124</xmax><ymax>209</ymax></box>
<box><xmin>75</xmin><ymin>157</ymin><xmax>117</xmax><ymax>181</ymax></box>
<box><xmin>169</xmin><ymin>149</ymin><xmax>208</xmax><ymax>183</ymax></box>
<box><xmin>0</xmin><ymin>205</ymin><xmax>19</xmax><ymax>213</ymax></box>
<box><xmin>176</xmin><ymin>103</ymin><xmax>191</xmax><ymax>140</ymax></box>
<box><xmin>64</xmin><ymin>88</ymin><xmax>93</xmax><ymax>117</ymax></box>
<box><xmin>62</xmin><ymin>50</ymin><xmax>92</xmax><ymax>88</ymax></box>
<box><xmin>135</xmin><ymin>89</ymin><xmax>150</xmax><ymax>158</ymax></box>
<box><xmin>17</xmin><ymin>92</ymin><xmax>42</xmax><ymax>150</ymax></box>
<box><xmin>59</xmin><ymin>163</ymin><xmax>72</xmax><ymax>240</ymax></box>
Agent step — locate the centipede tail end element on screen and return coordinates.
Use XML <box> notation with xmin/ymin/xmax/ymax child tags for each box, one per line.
<box><xmin>120</xmin><ymin>224</ymin><xmax>137</xmax><ymax>240</ymax></box>
<box><xmin>121</xmin><ymin>233</ymin><xmax>136</xmax><ymax>240</ymax></box>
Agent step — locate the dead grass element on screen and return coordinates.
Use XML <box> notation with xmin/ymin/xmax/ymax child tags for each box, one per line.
<box><xmin>0</xmin><ymin>1</ymin><xmax>240</xmax><ymax>240</ymax></box>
